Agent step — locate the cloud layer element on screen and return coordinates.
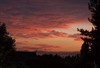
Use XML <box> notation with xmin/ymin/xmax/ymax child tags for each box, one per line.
<box><xmin>0</xmin><ymin>0</ymin><xmax>90</xmax><ymax>51</ymax></box>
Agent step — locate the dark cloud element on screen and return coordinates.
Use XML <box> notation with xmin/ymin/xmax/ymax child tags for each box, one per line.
<box><xmin>68</xmin><ymin>33</ymin><xmax>82</xmax><ymax>41</ymax></box>
<box><xmin>0</xmin><ymin>0</ymin><xmax>89</xmax><ymax>17</ymax></box>
<box><xmin>68</xmin><ymin>32</ymin><xmax>91</xmax><ymax>41</ymax></box>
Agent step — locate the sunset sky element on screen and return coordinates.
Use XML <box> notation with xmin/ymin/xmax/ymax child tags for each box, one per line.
<box><xmin>0</xmin><ymin>0</ymin><xmax>93</xmax><ymax>52</ymax></box>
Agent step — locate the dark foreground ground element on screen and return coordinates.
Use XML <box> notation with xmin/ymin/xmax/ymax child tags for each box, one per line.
<box><xmin>2</xmin><ymin>51</ymin><xmax>94</xmax><ymax>68</ymax></box>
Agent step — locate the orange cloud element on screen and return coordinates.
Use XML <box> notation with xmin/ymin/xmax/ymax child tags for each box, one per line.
<box><xmin>16</xmin><ymin>44</ymin><xmax>61</xmax><ymax>52</ymax></box>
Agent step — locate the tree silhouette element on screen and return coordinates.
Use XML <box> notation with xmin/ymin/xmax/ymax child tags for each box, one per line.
<box><xmin>80</xmin><ymin>38</ymin><xmax>90</xmax><ymax>60</ymax></box>
<box><xmin>78</xmin><ymin>0</ymin><xmax>100</xmax><ymax>67</ymax></box>
<box><xmin>0</xmin><ymin>22</ymin><xmax>16</xmax><ymax>67</ymax></box>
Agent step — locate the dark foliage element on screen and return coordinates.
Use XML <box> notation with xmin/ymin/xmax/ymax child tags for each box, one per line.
<box><xmin>78</xmin><ymin>0</ymin><xmax>100</xmax><ymax>68</ymax></box>
<box><xmin>0</xmin><ymin>23</ymin><xmax>16</xmax><ymax>67</ymax></box>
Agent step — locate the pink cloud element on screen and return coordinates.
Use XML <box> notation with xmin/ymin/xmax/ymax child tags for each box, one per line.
<box><xmin>15</xmin><ymin>30</ymin><xmax>68</xmax><ymax>39</ymax></box>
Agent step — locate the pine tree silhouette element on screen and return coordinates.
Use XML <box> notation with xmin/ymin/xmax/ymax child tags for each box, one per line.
<box><xmin>0</xmin><ymin>23</ymin><xmax>16</xmax><ymax>67</ymax></box>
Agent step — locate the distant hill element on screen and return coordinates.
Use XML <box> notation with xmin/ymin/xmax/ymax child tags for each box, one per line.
<box><xmin>36</xmin><ymin>51</ymin><xmax>80</xmax><ymax>57</ymax></box>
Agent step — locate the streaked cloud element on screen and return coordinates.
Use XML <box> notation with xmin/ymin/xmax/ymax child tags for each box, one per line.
<box><xmin>15</xmin><ymin>30</ymin><xmax>68</xmax><ymax>39</ymax></box>
<box><xmin>16</xmin><ymin>43</ymin><xmax>61</xmax><ymax>51</ymax></box>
